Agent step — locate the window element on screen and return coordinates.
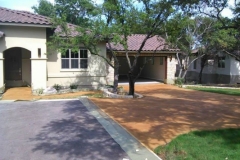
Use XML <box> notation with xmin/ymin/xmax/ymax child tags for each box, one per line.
<box><xmin>218</xmin><ymin>57</ymin><xmax>225</xmax><ymax>68</ymax></box>
<box><xmin>159</xmin><ymin>57</ymin><xmax>163</xmax><ymax>65</ymax></box>
<box><xmin>193</xmin><ymin>60</ymin><xmax>197</xmax><ymax>69</ymax></box>
<box><xmin>61</xmin><ymin>49</ymin><xmax>88</xmax><ymax>69</ymax></box>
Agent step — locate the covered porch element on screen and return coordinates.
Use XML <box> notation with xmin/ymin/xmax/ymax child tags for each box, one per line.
<box><xmin>0</xmin><ymin>26</ymin><xmax>48</xmax><ymax>90</ymax></box>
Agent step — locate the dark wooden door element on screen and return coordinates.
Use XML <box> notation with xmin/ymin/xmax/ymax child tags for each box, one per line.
<box><xmin>4</xmin><ymin>48</ymin><xmax>22</xmax><ymax>80</ymax></box>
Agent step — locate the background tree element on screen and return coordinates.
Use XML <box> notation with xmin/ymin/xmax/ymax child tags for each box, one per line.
<box><xmin>32</xmin><ymin>0</ymin><xmax>55</xmax><ymax>17</ymax></box>
<box><xmin>54</xmin><ymin>0</ymin><xmax>99</xmax><ymax>26</ymax></box>
<box><xmin>165</xmin><ymin>15</ymin><xmax>214</xmax><ymax>80</ymax></box>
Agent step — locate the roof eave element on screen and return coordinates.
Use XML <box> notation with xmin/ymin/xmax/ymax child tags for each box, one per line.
<box><xmin>109</xmin><ymin>50</ymin><xmax>180</xmax><ymax>54</ymax></box>
<box><xmin>0</xmin><ymin>22</ymin><xmax>52</xmax><ymax>28</ymax></box>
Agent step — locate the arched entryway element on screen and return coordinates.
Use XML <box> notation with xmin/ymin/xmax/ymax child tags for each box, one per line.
<box><xmin>3</xmin><ymin>47</ymin><xmax>31</xmax><ymax>87</ymax></box>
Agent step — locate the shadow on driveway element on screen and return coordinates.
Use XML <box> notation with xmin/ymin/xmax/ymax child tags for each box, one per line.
<box><xmin>0</xmin><ymin>100</ymin><xmax>129</xmax><ymax>160</ymax></box>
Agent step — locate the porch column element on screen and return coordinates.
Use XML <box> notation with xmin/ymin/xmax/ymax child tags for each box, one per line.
<box><xmin>0</xmin><ymin>51</ymin><xmax>4</xmax><ymax>87</ymax></box>
<box><xmin>165</xmin><ymin>56</ymin><xmax>177</xmax><ymax>84</ymax></box>
<box><xmin>31</xmin><ymin>58</ymin><xmax>47</xmax><ymax>89</ymax></box>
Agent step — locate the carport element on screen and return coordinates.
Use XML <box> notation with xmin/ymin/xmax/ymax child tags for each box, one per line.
<box><xmin>107</xmin><ymin>34</ymin><xmax>179</xmax><ymax>84</ymax></box>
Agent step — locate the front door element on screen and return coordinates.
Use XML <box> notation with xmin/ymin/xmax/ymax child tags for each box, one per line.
<box><xmin>4</xmin><ymin>48</ymin><xmax>22</xmax><ymax>81</ymax></box>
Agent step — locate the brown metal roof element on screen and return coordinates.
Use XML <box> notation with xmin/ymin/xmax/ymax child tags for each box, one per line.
<box><xmin>108</xmin><ymin>34</ymin><xmax>179</xmax><ymax>52</ymax></box>
<box><xmin>0</xmin><ymin>6</ymin><xmax>51</xmax><ymax>26</ymax></box>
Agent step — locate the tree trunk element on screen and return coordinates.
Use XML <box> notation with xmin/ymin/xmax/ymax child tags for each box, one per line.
<box><xmin>198</xmin><ymin>67</ymin><xmax>204</xmax><ymax>84</ymax></box>
<box><xmin>128</xmin><ymin>72</ymin><xmax>135</xmax><ymax>96</ymax></box>
<box><xmin>113</xmin><ymin>66</ymin><xmax>119</xmax><ymax>93</ymax></box>
<box><xmin>182</xmin><ymin>69</ymin><xmax>188</xmax><ymax>79</ymax></box>
<box><xmin>178</xmin><ymin>68</ymin><xmax>183</xmax><ymax>78</ymax></box>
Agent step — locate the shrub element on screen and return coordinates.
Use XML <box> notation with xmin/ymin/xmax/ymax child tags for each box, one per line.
<box><xmin>174</xmin><ymin>78</ymin><xmax>184</xmax><ymax>86</ymax></box>
<box><xmin>70</xmin><ymin>84</ymin><xmax>78</xmax><ymax>89</ymax></box>
<box><xmin>117</xmin><ymin>86</ymin><xmax>124</xmax><ymax>92</ymax></box>
<box><xmin>53</xmin><ymin>84</ymin><xmax>62</xmax><ymax>92</ymax></box>
<box><xmin>35</xmin><ymin>88</ymin><xmax>44</xmax><ymax>95</ymax></box>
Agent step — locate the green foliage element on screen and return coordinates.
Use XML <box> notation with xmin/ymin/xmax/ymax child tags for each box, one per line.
<box><xmin>35</xmin><ymin>88</ymin><xmax>44</xmax><ymax>95</ymax></box>
<box><xmin>53</xmin><ymin>84</ymin><xmax>62</xmax><ymax>92</ymax></box>
<box><xmin>70</xmin><ymin>84</ymin><xmax>78</xmax><ymax>89</ymax></box>
<box><xmin>174</xmin><ymin>78</ymin><xmax>184</xmax><ymax>86</ymax></box>
<box><xmin>54</xmin><ymin>0</ymin><xmax>99</xmax><ymax>26</ymax></box>
<box><xmin>32</xmin><ymin>0</ymin><xmax>55</xmax><ymax>17</ymax></box>
<box><xmin>155</xmin><ymin>128</ymin><xmax>240</xmax><ymax>160</ymax></box>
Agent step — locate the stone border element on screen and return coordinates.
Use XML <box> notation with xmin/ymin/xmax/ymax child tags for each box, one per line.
<box><xmin>100</xmin><ymin>87</ymin><xmax>143</xmax><ymax>99</ymax></box>
<box><xmin>80</xmin><ymin>98</ymin><xmax>161</xmax><ymax>160</ymax></box>
<box><xmin>32</xmin><ymin>87</ymin><xmax>97</xmax><ymax>96</ymax></box>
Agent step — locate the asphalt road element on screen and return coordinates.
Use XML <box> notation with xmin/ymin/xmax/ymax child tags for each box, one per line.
<box><xmin>0</xmin><ymin>100</ymin><xmax>130</xmax><ymax>160</ymax></box>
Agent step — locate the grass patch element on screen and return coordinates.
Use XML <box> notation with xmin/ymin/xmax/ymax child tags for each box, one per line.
<box><xmin>154</xmin><ymin>128</ymin><xmax>240</xmax><ymax>160</ymax></box>
<box><xmin>81</xmin><ymin>92</ymin><xmax>104</xmax><ymax>98</ymax></box>
<box><xmin>186</xmin><ymin>87</ymin><xmax>240</xmax><ymax>96</ymax></box>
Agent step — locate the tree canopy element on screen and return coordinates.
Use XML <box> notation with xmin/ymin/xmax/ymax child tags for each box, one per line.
<box><xmin>33</xmin><ymin>0</ymin><xmax>240</xmax><ymax>93</ymax></box>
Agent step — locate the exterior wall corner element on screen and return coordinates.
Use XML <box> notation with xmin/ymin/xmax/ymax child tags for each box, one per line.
<box><xmin>165</xmin><ymin>56</ymin><xmax>177</xmax><ymax>84</ymax></box>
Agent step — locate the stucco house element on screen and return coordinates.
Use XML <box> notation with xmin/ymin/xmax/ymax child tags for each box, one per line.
<box><xmin>0</xmin><ymin>7</ymin><xmax>107</xmax><ymax>91</ymax></box>
<box><xmin>0</xmin><ymin>7</ymin><xmax>180</xmax><ymax>92</ymax></box>
<box><xmin>187</xmin><ymin>52</ymin><xmax>240</xmax><ymax>84</ymax></box>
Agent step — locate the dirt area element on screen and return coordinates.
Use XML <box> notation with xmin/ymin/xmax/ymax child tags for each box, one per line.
<box><xmin>90</xmin><ymin>83</ymin><xmax>240</xmax><ymax>150</ymax></box>
<box><xmin>2</xmin><ymin>87</ymin><xmax>101</xmax><ymax>100</ymax></box>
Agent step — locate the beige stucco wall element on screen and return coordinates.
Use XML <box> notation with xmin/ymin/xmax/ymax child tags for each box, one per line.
<box><xmin>46</xmin><ymin>42</ymin><xmax>107</xmax><ymax>88</ymax></box>
<box><xmin>0</xmin><ymin>25</ymin><xmax>47</xmax><ymax>89</ymax></box>
<box><xmin>140</xmin><ymin>56</ymin><xmax>166</xmax><ymax>82</ymax></box>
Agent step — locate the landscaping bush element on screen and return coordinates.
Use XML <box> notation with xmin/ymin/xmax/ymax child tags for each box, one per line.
<box><xmin>70</xmin><ymin>84</ymin><xmax>78</xmax><ymax>89</ymax></box>
<box><xmin>174</xmin><ymin>78</ymin><xmax>184</xmax><ymax>86</ymax></box>
<box><xmin>53</xmin><ymin>84</ymin><xmax>62</xmax><ymax>92</ymax></box>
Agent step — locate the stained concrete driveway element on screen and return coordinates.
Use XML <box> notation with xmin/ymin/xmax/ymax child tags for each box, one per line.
<box><xmin>0</xmin><ymin>100</ymin><xmax>130</xmax><ymax>160</ymax></box>
<box><xmin>91</xmin><ymin>84</ymin><xmax>240</xmax><ymax>150</ymax></box>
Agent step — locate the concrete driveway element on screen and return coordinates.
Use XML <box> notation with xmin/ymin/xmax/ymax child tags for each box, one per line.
<box><xmin>91</xmin><ymin>84</ymin><xmax>240</xmax><ymax>150</ymax></box>
<box><xmin>0</xmin><ymin>100</ymin><xmax>130</xmax><ymax>160</ymax></box>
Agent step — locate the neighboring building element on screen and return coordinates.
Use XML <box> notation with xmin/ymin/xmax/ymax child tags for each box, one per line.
<box><xmin>187</xmin><ymin>52</ymin><xmax>240</xmax><ymax>84</ymax></box>
<box><xmin>0</xmin><ymin>7</ymin><xmax>107</xmax><ymax>90</ymax></box>
<box><xmin>107</xmin><ymin>34</ymin><xmax>179</xmax><ymax>84</ymax></box>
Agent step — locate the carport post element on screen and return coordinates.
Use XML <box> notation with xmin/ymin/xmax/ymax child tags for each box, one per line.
<box><xmin>165</xmin><ymin>56</ymin><xmax>177</xmax><ymax>84</ymax></box>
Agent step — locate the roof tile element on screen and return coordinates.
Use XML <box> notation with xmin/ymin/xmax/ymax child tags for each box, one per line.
<box><xmin>0</xmin><ymin>6</ymin><xmax>51</xmax><ymax>25</ymax></box>
<box><xmin>108</xmin><ymin>34</ymin><xmax>179</xmax><ymax>51</ymax></box>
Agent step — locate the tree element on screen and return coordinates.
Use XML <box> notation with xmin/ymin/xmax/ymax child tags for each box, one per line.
<box><xmin>115</xmin><ymin>0</ymin><xmax>176</xmax><ymax>95</ymax></box>
<box><xmin>32</xmin><ymin>0</ymin><xmax>55</xmax><ymax>17</ymax></box>
<box><xmin>33</xmin><ymin>0</ymin><xmax>99</xmax><ymax>26</ymax></box>
<box><xmin>54</xmin><ymin>0</ymin><xmax>99</xmax><ymax>26</ymax></box>
<box><xmin>164</xmin><ymin>15</ymin><xmax>214</xmax><ymax>80</ymax></box>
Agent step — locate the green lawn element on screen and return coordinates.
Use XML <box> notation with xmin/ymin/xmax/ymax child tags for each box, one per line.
<box><xmin>186</xmin><ymin>87</ymin><xmax>240</xmax><ymax>96</ymax></box>
<box><xmin>154</xmin><ymin>128</ymin><xmax>240</xmax><ymax>160</ymax></box>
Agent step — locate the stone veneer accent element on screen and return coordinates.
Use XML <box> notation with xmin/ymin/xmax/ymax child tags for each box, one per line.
<box><xmin>165</xmin><ymin>57</ymin><xmax>177</xmax><ymax>84</ymax></box>
<box><xmin>106</xmin><ymin>59</ymin><xmax>114</xmax><ymax>85</ymax></box>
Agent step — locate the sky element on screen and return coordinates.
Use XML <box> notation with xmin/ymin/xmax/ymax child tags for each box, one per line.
<box><xmin>0</xmin><ymin>0</ymin><xmax>235</xmax><ymax>18</ymax></box>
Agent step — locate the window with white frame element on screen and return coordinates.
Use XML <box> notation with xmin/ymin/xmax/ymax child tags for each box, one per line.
<box><xmin>61</xmin><ymin>49</ymin><xmax>88</xmax><ymax>69</ymax></box>
<box><xmin>218</xmin><ymin>57</ymin><xmax>225</xmax><ymax>68</ymax></box>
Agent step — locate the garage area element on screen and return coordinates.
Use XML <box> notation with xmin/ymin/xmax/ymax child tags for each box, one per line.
<box><xmin>118</xmin><ymin>55</ymin><xmax>167</xmax><ymax>83</ymax></box>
